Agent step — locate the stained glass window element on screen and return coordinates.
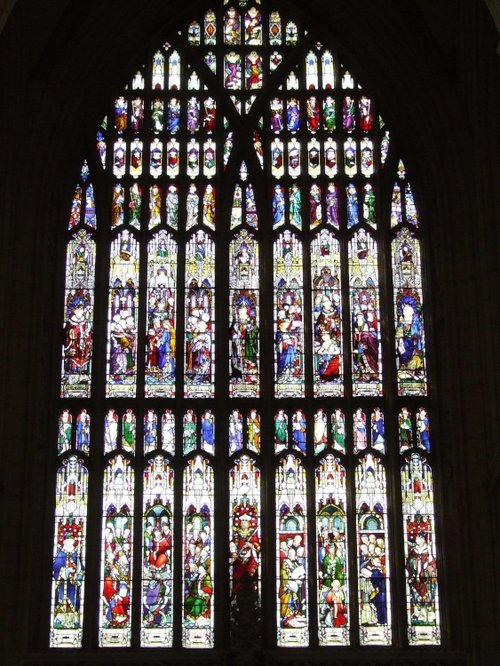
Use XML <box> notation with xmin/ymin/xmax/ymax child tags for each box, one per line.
<box><xmin>316</xmin><ymin>454</ymin><xmax>349</xmax><ymax>645</ymax></box>
<box><xmin>142</xmin><ymin>455</ymin><xmax>174</xmax><ymax>646</ymax></box>
<box><xmin>52</xmin><ymin>0</ymin><xmax>441</xmax><ymax>652</ymax></box>
<box><xmin>50</xmin><ymin>456</ymin><xmax>88</xmax><ymax>646</ymax></box>
<box><xmin>99</xmin><ymin>454</ymin><xmax>134</xmax><ymax>646</ymax></box>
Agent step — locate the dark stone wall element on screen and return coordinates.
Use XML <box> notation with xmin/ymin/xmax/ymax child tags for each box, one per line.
<box><xmin>0</xmin><ymin>1</ymin><xmax>498</xmax><ymax>664</ymax></box>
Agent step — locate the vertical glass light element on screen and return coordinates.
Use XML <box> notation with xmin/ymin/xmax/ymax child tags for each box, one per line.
<box><xmin>106</xmin><ymin>231</ymin><xmax>140</xmax><ymax>397</ymax></box>
<box><xmin>229</xmin><ymin>455</ymin><xmax>262</xmax><ymax>641</ymax></box>
<box><xmin>61</xmin><ymin>230</ymin><xmax>96</xmax><ymax>397</ymax></box>
<box><xmin>316</xmin><ymin>454</ymin><xmax>349</xmax><ymax>645</ymax></box>
<box><xmin>182</xmin><ymin>455</ymin><xmax>214</xmax><ymax>647</ymax></box>
<box><xmin>311</xmin><ymin>230</ymin><xmax>343</xmax><ymax>396</ymax></box>
<box><xmin>276</xmin><ymin>454</ymin><xmax>309</xmax><ymax>646</ymax></box>
<box><xmin>50</xmin><ymin>456</ymin><xmax>88</xmax><ymax>647</ymax></box>
<box><xmin>145</xmin><ymin>230</ymin><xmax>177</xmax><ymax>397</ymax></box>
<box><xmin>348</xmin><ymin>230</ymin><xmax>383</xmax><ymax>396</ymax></box>
<box><xmin>401</xmin><ymin>453</ymin><xmax>440</xmax><ymax>644</ymax></box>
<box><xmin>274</xmin><ymin>231</ymin><xmax>305</xmax><ymax>397</ymax></box>
<box><xmin>184</xmin><ymin>231</ymin><xmax>215</xmax><ymax>398</ymax></box>
<box><xmin>229</xmin><ymin>229</ymin><xmax>260</xmax><ymax>397</ymax></box>
<box><xmin>355</xmin><ymin>454</ymin><xmax>392</xmax><ymax>645</ymax></box>
<box><xmin>99</xmin><ymin>455</ymin><xmax>134</xmax><ymax>647</ymax></box>
<box><xmin>141</xmin><ymin>456</ymin><xmax>174</xmax><ymax>646</ymax></box>
<box><xmin>392</xmin><ymin>227</ymin><xmax>427</xmax><ymax>395</ymax></box>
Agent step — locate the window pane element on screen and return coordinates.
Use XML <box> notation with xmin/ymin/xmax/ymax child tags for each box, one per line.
<box><xmin>311</xmin><ymin>230</ymin><xmax>343</xmax><ymax>396</ymax></box>
<box><xmin>229</xmin><ymin>230</ymin><xmax>260</xmax><ymax>397</ymax></box>
<box><xmin>99</xmin><ymin>455</ymin><xmax>134</xmax><ymax>646</ymax></box>
<box><xmin>50</xmin><ymin>456</ymin><xmax>88</xmax><ymax>647</ymax></box>
<box><xmin>402</xmin><ymin>453</ymin><xmax>441</xmax><ymax>645</ymax></box>
<box><xmin>356</xmin><ymin>454</ymin><xmax>391</xmax><ymax>645</ymax></box>
<box><xmin>316</xmin><ymin>454</ymin><xmax>349</xmax><ymax>645</ymax></box>
<box><xmin>183</xmin><ymin>456</ymin><xmax>214</xmax><ymax>647</ymax></box>
<box><xmin>141</xmin><ymin>456</ymin><xmax>174</xmax><ymax>646</ymax></box>
<box><xmin>184</xmin><ymin>231</ymin><xmax>215</xmax><ymax>397</ymax></box>
<box><xmin>274</xmin><ymin>232</ymin><xmax>305</xmax><ymax>397</ymax></box>
<box><xmin>392</xmin><ymin>228</ymin><xmax>427</xmax><ymax>396</ymax></box>
<box><xmin>276</xmin><ymin>454</ymin><xmax>309</xmax><ymax>646</ymax></box>
<box><xmin>61</xmin><ymin>230</ymin><xmax>96</xmax><ymax>397</ymax></box>
<box><xmin>106</xmin><ymin>232</ymin><xmax>140</xmax><ymax>397</ymax></box>
<box><xmin>145</xmin><ymin>231</ymin><xmax>177</xmax><ymax>397</ymax></box>
<box><xmin>349</xmin><ymin>230</ymin><xmax>382</xmax><ymax>396</ymax></box>
<box><xmin>229</xmin><ymin>455</ymin><xmax>262</xmax><ymax>641</ymax></box>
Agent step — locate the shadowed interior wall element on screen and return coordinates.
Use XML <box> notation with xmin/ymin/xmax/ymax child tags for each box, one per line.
<box><xmin>0</xmin><ymin>1</ymin><xmax>498</xmax><ymax>664</ymax></box>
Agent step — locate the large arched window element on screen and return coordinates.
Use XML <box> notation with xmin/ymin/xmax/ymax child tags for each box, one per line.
<box><xmin>51</xmin><ymin>0</ymin><xmax>441</xmax><ymax>651</ymax></box>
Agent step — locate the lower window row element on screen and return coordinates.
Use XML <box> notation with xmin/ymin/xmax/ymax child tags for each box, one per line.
<box><xmin>51</xmin><ymin>451</ymin><xmax>440</xmax><ymax>649</ymax></box>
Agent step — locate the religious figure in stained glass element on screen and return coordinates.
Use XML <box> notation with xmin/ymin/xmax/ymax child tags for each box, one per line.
<box><xmin>229</xmin><ymin>289</ymin><xmax>259</xmax><ymax>393</ymax></box>
<box><xmin>363</xmin><ymin>183</ymin><xmax>375</xmax><ymax>227</ymax></box>
<box><xmin>274</xmin><ymin>409</ymin><xmax>288</xmax><ymax>454</ymax></box>
<box><xmin>182</xmin><ymin>456</ymin><xmax>214</xmax><ymax>648</ymax></box>
<box><xmin>313</xmin><ymin>409</ymin><xmax>328</xmax><ymax>455</ymax></box>
<box><xmin>353</xmin><ymin>408</ymin><xmax>367</xmax><ymax>454</ymax></box>
<box><xmin>359</xmin><ymin>96</ymin><xmax>373</xmax><ymax>131</ymax></box>
<box><xmin>292</xmin><ymin>409</ymin><xmax>307</xmax><ymax>453</ymax></box>
<box><xmin>161</xmin><ymin>410</ymin><xmax>175</xmax><ymax>455</ymax></box>
<box><xmin>355</xmin><ymin>454</ymin><xmax>391</xmax><ymax>645</ymax></box>
<box><xmin>316</xmin><ymin>455</ymin><xmax>349</xmax><ymax>645</ymax></box>
<box><xmin>111</xmin><ymin>184</ymin><xmax>124</xmax><ymax>228</ymax></box>
<box><xmin>349</xmin><ymin>229</ymin><xmax>382</xmax><ymax>395</ymax></box>
<box><xmin>167</xmin><ymin>98</ymin><xmax>180</xmax><ymax>133</ymax></box>
<box><xmin>342</xmin><ymin>96</ymin><xmax>355</xmax><ymax>131</ymax></box>
<box><xmin>323</xmin><ymin>96</ymin><xmax>336</xmax><ymax>131</ymax></box>
<box><xmin>76</xmin><ymin>410</ymin><xmax>90</xmax><ymax>454</ymax></box>
<box><xmin>346</xmin><ymin>182</ymin><xmax>359</xmax><ymax>227</ymax></box>
<box><xmin>307</xmin><ymin>96</ymin><xmax>320</xmax><ymax>132</ymax></box>
<box><xmin>141</xmin><ymin>456</ymin><xmax>174</xmax><ymax>646</ymax></box>
<box><xmin>416</xmin><ymin>408</ymin><xmax>431</xmax><ymax>452</ymax></box>
<box><xmin>395</xmin><ymin>292</ymin><xmax>425</xmax><ymax>374</ymax></box>
<box><xmin>325</xmin><ymin>182</ymin><xmax>339</xmax><ymax>228</ymax></box>
<box><xmin>106</xmin><ymin>232</ymin><xmax>139</xmax><ymax>397</ymax></box>
<box><xmin>230</xmin><ymin>502</ymin><xmax>260</xmax><ymax>598</ymax></box>
<box><xmin>371</xmin><ymin>408</ymin><xmax>386</xmax><ymax>453</ymax></box>
<box><xmin>272</xmin><ymin>184</ymin><xmax>285</xmax><ymax>227</ymax></box>
<box><xmin>128</xmin><ymin>183</ymin><xmax>141</xmax><ymax>228</ymax></box>
<box><xmin>131</xmin><ymin>96</ymin><xmax>144</xmax><ymax>133</ymax></box>
<box><xmin>247</xmin><ymin>409</ymin><xmax>261</xmax><ymax>454</ymax></box>
<box><xmin>61</xmin><ymin>230</ymin><xmax>96</xmax><ymax>397</ymax></box>
<box><xmin>143</xmin><ymin>410</ymin><xmax>158</xmax><ymax>454</ymax></box>
<box><xmin>145</xmin><ymin>231</ymin><xmax>177</xmax><ymax>397</ymax></box>
<box><xmin>392</xmin><ymin>228</ymin><xmax>427</xmax><ymax>395</ymax></box>
<box><xmin>274</xmin><ymin>231</ymin><xmax>305</xmax><ymax>397</ymax></box>
<box><xmin>288</xmin><ymin>183</ymin><xmax>302</xmax><ymax>227</ymax></box>
<box><xmin>152</xmin><ymin>97</ymin><xmax>164</xmax><ymax>131</ymax></box>
<box><xmin>311</xmin><ymin>230</ymin><xmax>343</xmax><ymax>396</ymax></box>
<box><xmin>99</xmin><ymin>455</ymin><xmax>134</xmax><ymax>646</ymax></box>
<box><xmin>50</xmin><ymin>456</ymin><xmax>88</xmax><ymax>647</ymax></box>
<box><xmin>401</xmin><ymin>453</ymin><xmax>440</xmax><ymax>644</ymax></box>
<box><xmin>184</xmin><ymin>231</ymin><xmax>215</xmax><ymax>397</ymax></box>
<box><xmin>276</xmin><ymin>455</ymin><xmax>308</xmax><ymax>646</ymax></box>
<box><xmin>270</xmin><ymin>97</ymin><xmax>283</xmax><ymax>132</ymax></box>
<box><xmin>309</xmin><ymin>183</ymin><xmax>322</xmax><ymax>229</ymax></box>
<box><xmin>103</xmin><ymin>411</ymin><xmax>117</xmax><ymax>456</ymax></box>
<box><xmin>122</xmin><ymin>409</ymin><xmax>136</xmax><ymax>455</ymax></box>
<box><xmin>229</xmin><ymin>455</ymin><xmax>261</xmax><ymax>642</ymax></box>
<box><xmin>165</xmin><ymin>185</ymin><xmax>178</xmax><ymax>229</ymax></box>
